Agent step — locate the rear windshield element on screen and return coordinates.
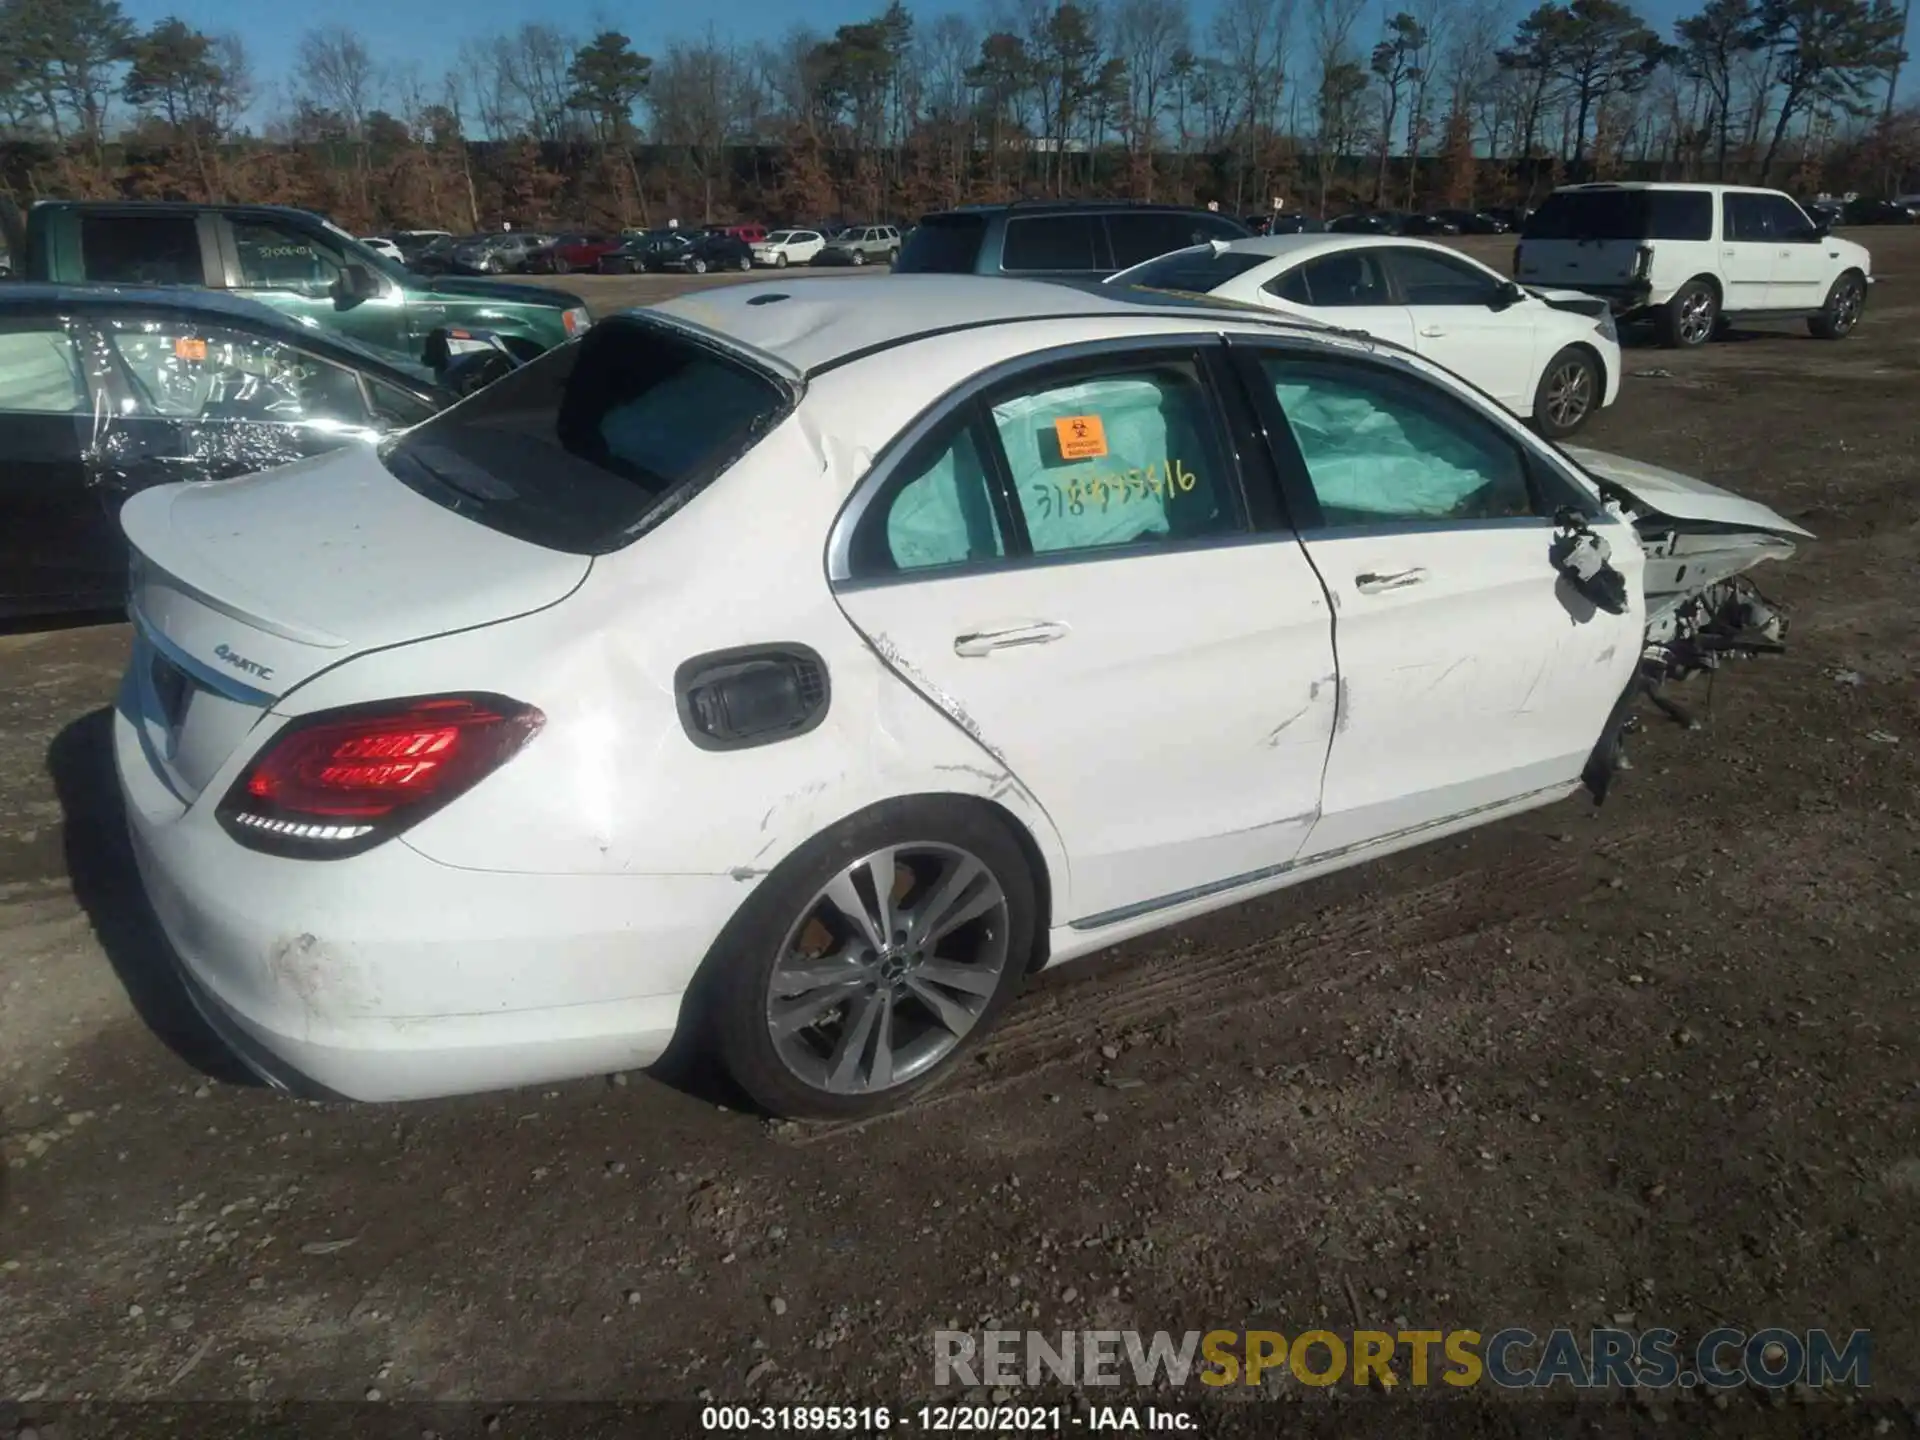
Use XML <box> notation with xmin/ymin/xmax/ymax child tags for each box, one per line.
<box><xmin>895</xmin><ymin>214</ymin><xmax>988</xmax><ymax>274</ymax></box>
<box><xmin>1115</xmin><ymin>246</ymin><xmax>1270</xmax><ymax>294</ymax></box>
<box><xmin>1522</xmin><ymin>189</ymin><xmax>1712</xmax><ymax>241</ymax></box>
<box><xmin>380</xmin><ymin>318</ymin><xmax>792</xmax><ymax>555</ymax></box>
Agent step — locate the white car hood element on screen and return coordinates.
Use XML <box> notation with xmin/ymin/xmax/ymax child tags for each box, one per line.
<box><xmin>1562</xmin><ymin>446</ymin><xmax>1812</xmax><ymax>539</ymax></box>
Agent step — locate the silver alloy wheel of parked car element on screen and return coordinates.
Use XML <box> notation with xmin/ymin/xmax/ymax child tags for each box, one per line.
<box><xmin>850</xmin><ymin>251</ymin><xmax>867</xmax><ymax>266</ymax></box>
<box><xmin>1811</xmin><ymin>274</ymin><xmax>1866</xmax><ymax>339</ymax></box>
<box><xmin>1673</xmin><ymin>283</ymin><xmax>1717</xmax><ymax>346</ymax></box>
<box><xmin>738</xmin><ymin>254</ymin><xmax>752</xmax><ymax>272</ymax></box>
<box><xmin>775</xmin><ymin>252</ymin><xmax>788</xmax><ymax>267</ymax></box>
<box><xmin>766</xmin><ymin>842</ymin><xmax>1011</xmax><ymax>1096</ymax></box>
<box><xmin>690</xmin><ymin>257</ymin><xmax>707</xmax><ymax>274</ymax></box>
<box><xmin>1541</xmin><ymin>353</ymin><xmax>1595</xmax><ymax>434</ymax></box>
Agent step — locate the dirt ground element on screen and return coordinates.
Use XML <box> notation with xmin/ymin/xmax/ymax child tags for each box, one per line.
<box><xmin>3</xmin><ymin>234</ymin><xmax>1918</xmax><ymax>1430</ymax></box>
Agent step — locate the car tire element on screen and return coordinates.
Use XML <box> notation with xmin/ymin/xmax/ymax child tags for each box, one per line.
<box><xmin>774</xmin><ymin>252</ymin><xmax>789</xmax><ymax>268</ymax></box>
<box><xmin>553</xmin><ymin>256</ymin><xmax>570</xmax><ymax>274</ymax></box>
<box><xmin>851</xmin><ymin>251</ymin><xmax>867</xmax><ymax>266</ymax></box>
<box><xmin>708</xmin><ymin>797</ymin><xmax>1038</xmax><ymax>1121</ymax></box>
<box><xmin>738</xmin><ymin>255</ymin><xmax>752</xmax><ymax>272</ymax></box>
<box><xmin>690</xmin><ymin>257</ymin><xmax>707</xmax><ymax>275</ymax></box>
<box><xmin>1807</xmin><ymin>272</ymin><xmax>1866</xmax><ymax>339</ymax></box>
<box><xmin>1655</xmin><ymin>279</ymin><xmax>1718</xmax><ymax>348</ymax></box>
<box><xmin>1532</xmin><ymin>346</ymin><xmax>1601</xmax><ymax>440</ymax></box>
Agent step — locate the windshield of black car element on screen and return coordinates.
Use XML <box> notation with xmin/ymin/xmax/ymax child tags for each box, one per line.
<box><xmin>1115</xmin><ymin>246</ymin><xmax>1272</xmax><ymax>292</ymax></box>
<box><xmin>380</xmin><ymin>318</ymin><xmax>791</xmax><ymax>555</ymax></box>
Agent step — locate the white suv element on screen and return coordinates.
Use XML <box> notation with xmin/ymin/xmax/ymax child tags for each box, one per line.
<box><xmin>1515</xmin><ymin>183</ymin><xmax>1873</xmax><ymax>348</ymax></box>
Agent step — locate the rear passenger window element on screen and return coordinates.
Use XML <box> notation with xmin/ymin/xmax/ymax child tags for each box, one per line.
<box><xmin>79</xmin><ymin>215</ymin><xmax>206</xmax><ymax>286</ymax></box>
<box><xmin>1262</xmin><ymin>357</ymin><xmax>1531</xmax><ymax>526</ymax></box>
<box><xmin>855</xmin><ymin>416</ymin><xmax>1006</xmax><ymax>575</ymax></box>
<box><xmin>988</xmin><ymin>362</ymin><xmax>1241</xmax><ymax>555</ymax></box>
<box><xmin>1723</xmin><ymin>193</ymin><xmax>1770</xmax><ymax>242</ymax></box>
<box><xmin>1001</xmin><ymin>215</ymin><xmax>1101</xmax><ymax>272</ymax></box>
<box><xmin>1286</xmin><ymin>251</ymin><xmax>1393</xmax><ymax>308</ymax></box>
<box><xmin>1647</xmin><ymin>190</ymin><xmax>1712</xmax><ymax>240</ymax></box>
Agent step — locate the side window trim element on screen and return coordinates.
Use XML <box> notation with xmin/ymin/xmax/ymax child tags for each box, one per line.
<box><xmin>828</xmin><ymin>335</ymin><xmax>1267</xmax><ymax>588</ymax></box>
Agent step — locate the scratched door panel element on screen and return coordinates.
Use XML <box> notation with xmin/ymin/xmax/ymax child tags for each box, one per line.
<box><xmin>1296</xmin><ymin>522</ymin><xmax>1642</xmax><ymax>857</ymax></box>
<box><xmin>835</xmin><ymin>539</ymin><xmax>1338</xmax><ymax>925</ymax></box>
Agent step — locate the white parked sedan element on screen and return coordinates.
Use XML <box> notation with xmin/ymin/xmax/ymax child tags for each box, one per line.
<box><xmin>752</xmin><ymin>229</ymin><xmax>828</xmax><ymax>267</ymax></box>
<box><xmin>113</xmin><ymin>277</ymin><xmax>1805</xmax><ymax>1118</ymax></box>
<box><xmin>1108</xmin><ymin>235</ymin><xmax>1623</xmax><ymax>438</ymax></box>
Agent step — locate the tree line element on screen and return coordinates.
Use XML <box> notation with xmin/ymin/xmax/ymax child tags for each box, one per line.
<box><xmin>0</xmin><ymin>0</ymin><xmax>1912</xmax><ymax>233</ymax></box>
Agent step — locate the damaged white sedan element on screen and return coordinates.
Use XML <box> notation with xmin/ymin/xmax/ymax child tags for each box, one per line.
<box><xmin>112</xmin><ymin>277</ymin><xmax>1807</xmax><ymax>1119</ymax></box>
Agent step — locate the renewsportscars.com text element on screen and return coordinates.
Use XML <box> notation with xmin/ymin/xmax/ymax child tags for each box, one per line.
<box><xmin>934</xmin><ymin>1327</ymin><xmax>1871</xmax><ymax>1391</ymax></box>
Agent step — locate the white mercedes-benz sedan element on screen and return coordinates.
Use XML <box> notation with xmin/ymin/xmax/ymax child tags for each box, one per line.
<box><xmin>1107</xmin><ymin>235</ymin><xmax>1623</xmax><ymax>439</ymax></box>
<box><xmin>113</xmin><ymin>276</ymin><xmax>1805</xmax><ymax>1119</ymax></box>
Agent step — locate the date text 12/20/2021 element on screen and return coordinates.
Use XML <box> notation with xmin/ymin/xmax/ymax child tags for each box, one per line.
<box><xmin>700</xmin><ymin>1404</ymin><xmax>1197</xmax><ymax>1431</ymax></box>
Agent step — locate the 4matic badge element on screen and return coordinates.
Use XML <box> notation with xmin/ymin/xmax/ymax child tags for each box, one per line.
<box><xmin>214</xmin><ymin>644</ymin><xmax>274</xmax><ymax>681</ymax></box>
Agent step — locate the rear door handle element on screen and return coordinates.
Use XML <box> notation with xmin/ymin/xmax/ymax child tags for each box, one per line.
<box><xmin>1418</xmin><ymin>325</ymin><xmax>1445</xmax><ymax>337</ymax></box>
<box><xmin>953</xmin><ymin>620</ymin><xmax>1071</xmax><ymax>657</ymax></box>
<box><xmin>1355</xmin><ymin>567</ymin><xmax>1429</xmax><ymax>594</ymax></box>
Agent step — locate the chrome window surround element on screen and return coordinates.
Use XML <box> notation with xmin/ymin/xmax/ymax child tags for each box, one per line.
<box><xmin>824</xmin><ymin>332</ymin><xmax>1254</xmax><ymax>590</ymax></box>
<box><xmin>824</xmin><ymin>328</ymin><xmax>1615</xmax><ymax>591</ymax></box>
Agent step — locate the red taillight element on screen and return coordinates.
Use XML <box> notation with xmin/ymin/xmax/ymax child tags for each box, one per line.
<box><xmin>219</xmin><ymin>695</ymin><xmax>543</xmax><ymax>857</ymax></box>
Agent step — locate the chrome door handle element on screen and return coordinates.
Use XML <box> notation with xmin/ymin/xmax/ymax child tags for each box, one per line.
<box><xmin>1355</xmin><ymin>568</ymin><xmax>1429</xmax><ymax>594</ymax></box>
<box><xmin>953</xmin><ymin>621</ymin><xmax>1071</xmax><ymax>657</ymax></box>
<box><xmin>1418</xmin><ymin>326</ymin><xmax>1445</xmax><ymax>337</ymax></box>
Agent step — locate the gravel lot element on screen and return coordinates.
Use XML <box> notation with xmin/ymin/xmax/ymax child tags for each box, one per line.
<box><xmin>3</xmin><ymin>235</ymin><xmax>1917</xmax><ymax>1429</ymax></box>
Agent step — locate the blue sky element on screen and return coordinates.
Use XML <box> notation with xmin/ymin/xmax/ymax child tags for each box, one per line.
<box><xmin>121</xmin><ymin>0</ymin><xmax>1914</xmax><ymax>120</ymax></box>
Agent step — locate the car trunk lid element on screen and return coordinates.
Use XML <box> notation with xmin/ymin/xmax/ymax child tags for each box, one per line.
<box><xmin>120</xmin><ymin>444</ymin><xmax>590</xmax><ymax>802</ymax></box>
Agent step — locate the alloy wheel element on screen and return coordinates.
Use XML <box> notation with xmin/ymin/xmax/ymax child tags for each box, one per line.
<box><xmin>1544</xmin><ymin>360</ymin><xmax>1594</xmax><ymax>432</ymax></box>
<box><xmin>765</xmin><ymin>843</ymin><xmax>1011</xmax><ymax>1097</ymax></box>
<box><xmin>1678</xmin><ymin>289</ymin><xmax>1716</xmax><ymax>345</ymax></box>
<box><xmin>1831</xmin><ymin>279</ymin><xmax>1863</xmax><ymax>333</ymax></box>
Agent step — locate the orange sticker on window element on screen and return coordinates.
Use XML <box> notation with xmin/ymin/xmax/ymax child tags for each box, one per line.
<box><xmin>173</xmin><ymin>337</ymin><xmax>208</xmax><ymax>362</ymax></box>
<box><xmin>1054</xmin><ymin>414</ymin><xmax>1109</xmax><ymax>460</ymax></box>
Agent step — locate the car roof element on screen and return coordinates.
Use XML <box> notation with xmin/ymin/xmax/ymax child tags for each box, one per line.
<box><xmin>925</xmin><ymin>201</ymin><xmax>1233</xmax><ymax>218</ymax></box>
<box><xmin>643</xmin><ymin>274</ymin><xmax>1333</xmax><ymax>378</ymax></box>
<box><xmin>1550</xmin><ymin>182</ymin><xmax>1785</xmax><ymax>195</ymax></box>
<box><xmin>1167</xmin><ymin>233</ymin><xmax>1474</xmax><ymax>265</ymax></box>
<box><xmin>0</xmin><ymin>280</ymin><xmax>320</xmax><ymax>324</ymax></box>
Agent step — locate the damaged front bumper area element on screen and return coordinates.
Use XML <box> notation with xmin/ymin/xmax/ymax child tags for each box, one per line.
<box><xmin>1562</xmin><ymin>446</ymin><xmax>1808</xmax><ymax>799</ymax></box>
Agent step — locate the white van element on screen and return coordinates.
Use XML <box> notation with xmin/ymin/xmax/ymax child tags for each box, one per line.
<box><xmin>1514</xmin><ymin>183</ymin><xmax>1873</xmax><ymax>348</ymax></box>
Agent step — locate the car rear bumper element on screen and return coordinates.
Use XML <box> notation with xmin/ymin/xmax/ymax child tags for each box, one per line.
<box><xmin>113</xmin><ymin>695</ymin><xmax>742</xmax><ymax>1103</ymax></box>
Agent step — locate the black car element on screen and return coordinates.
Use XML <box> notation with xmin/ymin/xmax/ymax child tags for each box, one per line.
<box><xmin>1434</xmin><ymin>208</ymin><xmax>1510</xmax><ymax>234</ymax></box>
<box><xmin>1799</xmin><ymin>198</ymin><xmax>1847</xmax><ymax>230</ymax></box>
<box><xmin>1480</xmin><ymin>205</ymin><xmax>1532</xmax><ymax>231</ymax></box>
<box><xmin>1400</xmin><ymin>212</ymin><xmax>1464</xmax><ymax>236</ymax></box>
<box><xmin>0</xmin><ymin>284</ymin><xmax>456</xmax><ymax>621</ymax></box>
<box><xmin>894</xmin><ymin>201</ymin><xmax>1251</xmax><ymax>279</ymax></box>
<box><xmin>598</xmin><ymin>230</ymin><xmax>755</xmax><ymax>275</ymax></box>
<box><xmin>1327</xmin><ymin>210</ymin><xmax>1408</xmax><ymax>235</ymax></box>
<box><xmin>1841</xmin><ymin>197</ymin><xmax>1915</xmax><ymax>226</ymax></box>
<box><xmin>1265</xmin><ymin>211</ymin><xmax>1326</xmax><ymax>235</ymax></box>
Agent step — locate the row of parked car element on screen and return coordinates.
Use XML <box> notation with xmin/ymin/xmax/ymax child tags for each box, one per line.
<box><xmin>357</xmin><ymin>223</ymin><xmax>912</xmax><ymax>277</ymax></box>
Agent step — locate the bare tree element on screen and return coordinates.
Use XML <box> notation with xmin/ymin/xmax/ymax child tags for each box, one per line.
<box><xmin>1309</xmin><ymin>0</ymin><xmax>1369</xmax><ymax>210</ymax></box>
<box><xmin>1212</xmin><ymin>0</ymin><xmax>1296</xmax><ymax>207</ymax></box>
<box><xmin>1112</xmin><ymin>0</ymin><xmax>1191</xmax><ymax>194</ymax></box>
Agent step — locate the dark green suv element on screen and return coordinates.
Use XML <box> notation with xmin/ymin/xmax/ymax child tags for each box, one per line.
<box><xmin>2</xmin><ymin>201</ymin><xmax>591</xmax><ymax>362</ymax></box>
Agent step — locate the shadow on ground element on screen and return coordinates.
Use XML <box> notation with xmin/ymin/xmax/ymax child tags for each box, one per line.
<box><xmin>47</xmin><ymin>705</ymin><xmax>255</xmax><ymax>1089</ymax></box>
